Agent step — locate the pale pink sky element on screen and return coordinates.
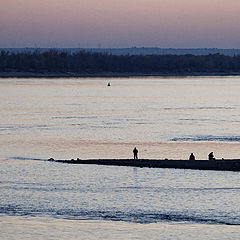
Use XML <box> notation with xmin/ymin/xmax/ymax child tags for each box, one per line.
<box><xmin>1</xmin><ymin>0</ymin><xmax>240</xmax><ymax>48</ymax></box>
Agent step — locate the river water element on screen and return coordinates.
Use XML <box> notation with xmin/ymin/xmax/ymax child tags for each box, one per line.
<box><xmin>0</xmin><ymin>77</ymin><xmax>240</xmax><ymax>239</ymax></box>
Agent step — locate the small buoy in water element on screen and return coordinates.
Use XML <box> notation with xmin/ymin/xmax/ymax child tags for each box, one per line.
<box><xmin>107</xmin><ymin>82</ymin><xmax>111</xmax><ymax>86</ymax></box>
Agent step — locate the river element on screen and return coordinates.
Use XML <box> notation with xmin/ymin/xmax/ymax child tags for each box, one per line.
<box><xmin>0</xmin><ymin>77</ymin><xmax>239</xmax><ymax>239</ymax></box>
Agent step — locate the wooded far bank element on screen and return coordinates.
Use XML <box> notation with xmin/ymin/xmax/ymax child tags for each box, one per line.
<box><xmin>1</xmin><ymin>50</ymin><xmax>240</xmax><ymax>76</ymax></box>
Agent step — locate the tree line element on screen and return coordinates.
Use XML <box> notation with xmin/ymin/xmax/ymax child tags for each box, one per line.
<box><xmin>1</xmin><ymin>49</ymin><xmax>240</xmax><ymax>74</ymax></box>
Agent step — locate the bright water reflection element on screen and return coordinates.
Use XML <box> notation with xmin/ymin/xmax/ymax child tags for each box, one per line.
<box><xmin>1</xmin><ymin>77</ymin><xmax>240</xmax><ymax>160</ymax></box>
<box><xmin>0</xmin><ymin>77</ymin><xmax>240</xmax><ymax>239</ymax></box>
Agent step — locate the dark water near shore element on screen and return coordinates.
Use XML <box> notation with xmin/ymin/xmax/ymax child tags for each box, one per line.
<box><xmin>0</xmin><ymin>77</ymin><xmax>240</xmax><ymax>239</ymax></box>
<box><xmin>1</xmin><ymin>160</ymin><xmax>240</xmax><ymax>225</ymax></box>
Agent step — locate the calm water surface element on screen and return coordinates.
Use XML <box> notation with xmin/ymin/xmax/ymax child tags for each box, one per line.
<box><xmin>0</xmin><ymin>77</ymin><xmax>240</xmax><ymax>239</ymax></box>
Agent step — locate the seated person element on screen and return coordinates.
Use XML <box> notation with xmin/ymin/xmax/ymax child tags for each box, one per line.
<box><xmin>208</xmin><ymin>152</ymin><xmax>215</xmax><ymax>160</ymax></box>
<box><xmin>189</xmin><ymin>153</ymin><xmax>195</xmax><ymax>161</ymax></box>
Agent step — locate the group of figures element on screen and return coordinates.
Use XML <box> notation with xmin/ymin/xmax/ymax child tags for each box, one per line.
<box><xmin>133</xmin><ymin>147</ymin><xmax>216</xmax><ymax>161</ymax></box>
<box><xmin>189</xmin><ymin>152</ymin><xmax>215</xmax><ymax>161</ymax></box>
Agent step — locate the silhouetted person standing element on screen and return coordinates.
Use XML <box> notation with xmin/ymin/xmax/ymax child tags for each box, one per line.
<box><xmin>189</xmin><ymin>153</ymin><xmax>195</xmax><ymax>161</ymax></box>
<box><xmin>208</xmin><ymin>152</ymin><xmax>215</xmax><ymax>160</ymax></box>
<box><xmin>133</xmin><ymin>147</ymin><xmax>138</xmax><ymax>160</ymax></box>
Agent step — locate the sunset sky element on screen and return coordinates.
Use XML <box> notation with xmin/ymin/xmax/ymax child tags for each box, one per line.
<box><xmin>1</xmin><ymin>0</ymin><xmax>240</xmax><ymax>48</ymax></box>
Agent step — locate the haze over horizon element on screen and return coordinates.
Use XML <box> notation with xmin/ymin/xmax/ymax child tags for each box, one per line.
<box><xmin>1</xmin><ymin>0</ymin><xmax>240</xmax><ymax>48</ymax></box>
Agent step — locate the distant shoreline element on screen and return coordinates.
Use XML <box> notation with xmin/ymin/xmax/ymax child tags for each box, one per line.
<box><xmin>2</xmin><ymin>51</ymin><xmax>240</xmax><ymax>78</ymax></box>
<box><xmin>1</xmin><ymin>72</ymin><xmax>240</xmax><ymax>78</ymax></box>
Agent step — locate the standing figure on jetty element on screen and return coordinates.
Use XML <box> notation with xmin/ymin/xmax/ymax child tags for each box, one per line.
<box><xmin>133</xmin><ymin>147</ymin><xmax>138</xmax><ymax>160</ymax></box>
<box><xmin>208</xmin><ymin>152</ymin><xmax>215</xmax><ymax>160</ymax></box>
<box><xmin>189</xmin><ymin>153</ymin><xmax>195</xmax><ymax>161</ymax></box>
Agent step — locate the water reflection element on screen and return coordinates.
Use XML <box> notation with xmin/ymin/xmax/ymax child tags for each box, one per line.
<box><xmin>1</xmin><ymin>77</ymin><xmax>240</xmax><ymax>160</ymax></box>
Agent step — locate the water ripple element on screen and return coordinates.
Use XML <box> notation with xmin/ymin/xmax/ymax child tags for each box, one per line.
<box><xmin>171</xmin><ymin>135</ymin><xmax>240</xmax><ymax>142</ymax></box>
<box><xmin>0</xmin><ymin>205</ymin><xmax>239</xmax><ymax>225</ymax></box>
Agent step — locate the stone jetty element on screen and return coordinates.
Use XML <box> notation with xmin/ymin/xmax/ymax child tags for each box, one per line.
<box><xmin>48</xmin><ymin>158</ymin><xmax>240</xmax><ymax>171</ymax></box>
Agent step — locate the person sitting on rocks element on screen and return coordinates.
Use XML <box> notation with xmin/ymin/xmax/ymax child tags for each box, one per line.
<box><xmin>189</xmin><ymin>153</ymin><xmax>195</xmax><ymax>161</ymax></box>
<box><xmin>208</xmin><ymin>152</ymin><xmax>215</xmax><ymax>160</ymax></box>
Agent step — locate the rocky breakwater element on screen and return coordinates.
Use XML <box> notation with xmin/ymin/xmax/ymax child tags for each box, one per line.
<box><xmin>48</xmin><ymin>158</ymin><xmax>240</xmax><ymax>171</ymax></box>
